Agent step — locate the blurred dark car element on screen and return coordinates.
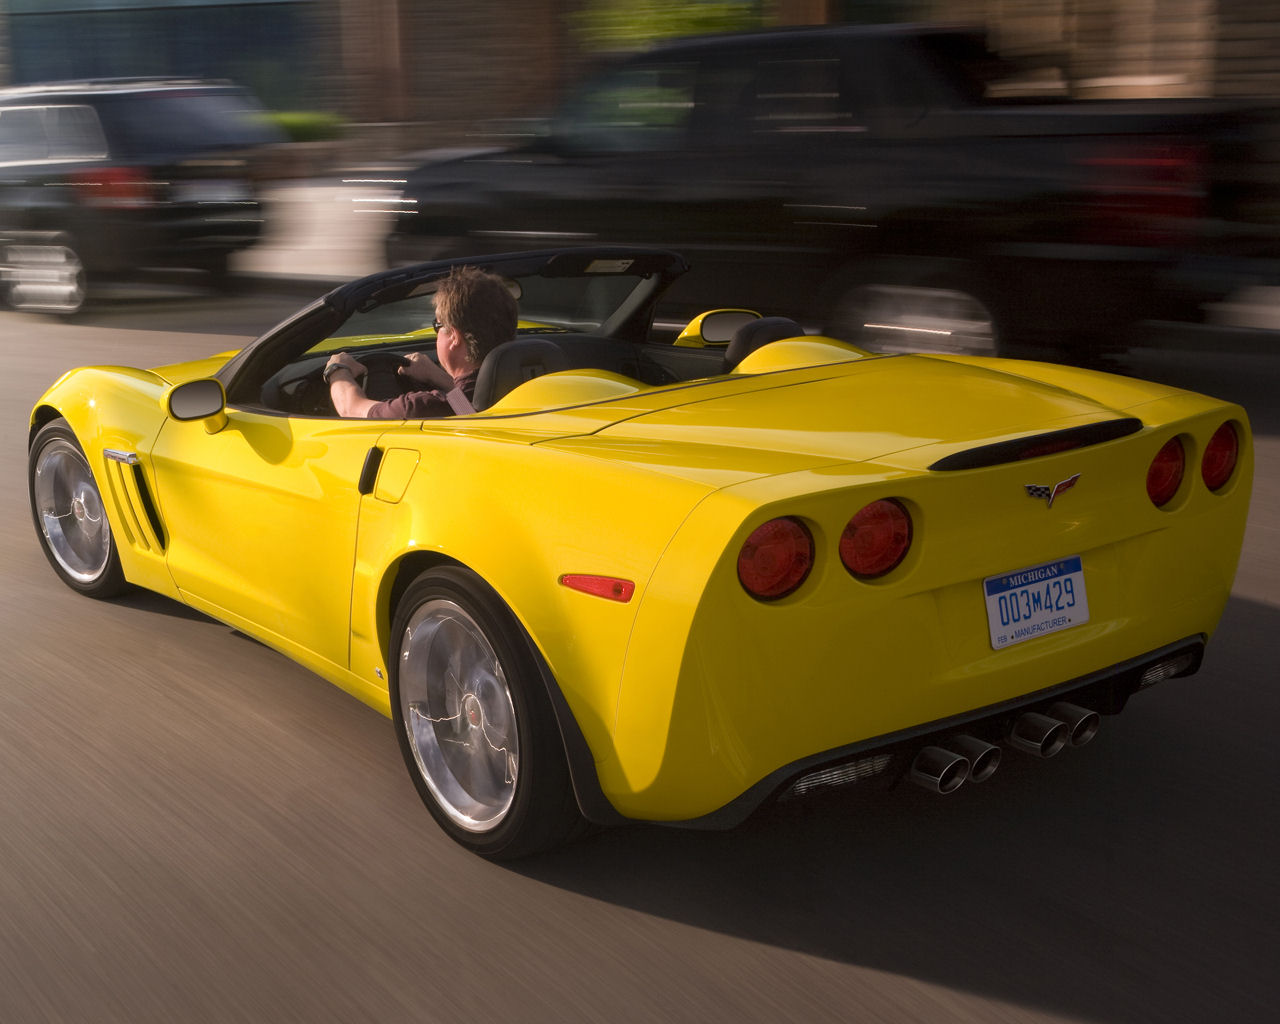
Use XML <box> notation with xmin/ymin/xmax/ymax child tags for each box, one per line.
<box><xmin>385</xmin><ymin>24</ymin><xmax>1280</xmax><ymax>358</ymax></box>
<box><xmin>0</xmin><ymin>77</ymin><xmax>283</xmax><ymax>314</ymax></box>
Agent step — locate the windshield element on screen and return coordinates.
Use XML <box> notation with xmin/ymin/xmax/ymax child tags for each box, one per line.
<box><xmin>327</xmin><ymin>266</ymin><xmax>645</xmax><ymax>349</ymax></box>
<box><xmin>227</xmin><ymin>250</ymin><xmax>684</xmax><ymax>415</ymax></box>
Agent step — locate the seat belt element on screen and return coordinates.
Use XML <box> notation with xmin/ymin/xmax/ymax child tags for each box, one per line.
<box><xmin>445</xmin><ymin>387</ymin><xmax>476</xmax><ymax>415</ymax></box>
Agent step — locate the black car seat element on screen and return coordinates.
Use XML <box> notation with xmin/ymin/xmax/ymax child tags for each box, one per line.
<box><xmin>471</xmin><ymin>338</ymin><xmax>571</xmax><ymax>410</ymax></box>
<box><xmin>723</xmin><ymin>317</ymin><xmax>804</xmax><ymax>372</ymax></box>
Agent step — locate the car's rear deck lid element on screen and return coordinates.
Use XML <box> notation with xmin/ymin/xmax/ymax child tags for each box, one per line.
<box><xmin>588</xmin><ymin>355</ymin><xmax>1169</xmax><ymax>467</ymax></box>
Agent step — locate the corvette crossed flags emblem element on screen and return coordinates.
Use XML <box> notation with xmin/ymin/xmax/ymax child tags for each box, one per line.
<box><xmin>1025</xmin><ymin>473</ymin><xmax>1081</xmax><ymax>508</ymax></box>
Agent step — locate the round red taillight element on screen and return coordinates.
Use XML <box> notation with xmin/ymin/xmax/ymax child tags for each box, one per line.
<box><xmin>737</xmin><ymin>517</ymin><xmax>813</xmax><ymax>600</ymax></box>
<box><xmin>1147</xmin><ymin>437</ymin><xmax>1185</xmax><ymax>507</ymax></box>
<box><xmin>840</xmin><ymin>499</ymin><xmax>913</xmax><ymax>579</ymax></box>
<box><xmin>1201</xmin><ymin>421</ymin><xmax>1239</xmax><ymax>492</ymax></box>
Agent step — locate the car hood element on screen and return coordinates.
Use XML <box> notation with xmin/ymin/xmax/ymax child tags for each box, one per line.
<box><xmin>148</xmin><ymin>351</ymin><xmax>240</xmax><ymax>385</ymax></box>
<box><xmin>540</xmin><ymin>354</ymin><xmax>1181</xmax><ymax>485</ymax></box>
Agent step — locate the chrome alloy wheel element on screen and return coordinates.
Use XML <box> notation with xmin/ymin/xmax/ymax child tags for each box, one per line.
<box><xmin>32</xmin><ymin>437</ymin><xmax>111</xmax><ymax>583</ymax></box>
<box><xmin>397</xmin><ymin>598</ymin><xmax>520</xmax><ymax>833</ymax></box>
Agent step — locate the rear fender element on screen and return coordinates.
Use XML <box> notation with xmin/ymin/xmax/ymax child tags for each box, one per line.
<box><xmin>347</xmin><ymin>432</ymin><xmax>714</xmax><ymax>799</ymax></box>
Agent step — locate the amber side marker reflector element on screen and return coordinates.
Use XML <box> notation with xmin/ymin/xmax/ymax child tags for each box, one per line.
<box><xmin>559</xmin><ymin>574</ymin><xmax>635</xmax><ymax>603</ymax></box>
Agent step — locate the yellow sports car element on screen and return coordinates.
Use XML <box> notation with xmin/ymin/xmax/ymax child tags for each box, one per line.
<box><xmin>28</xmin><ymin>248</ymin><xmax>1253</xmax><ymax>859</ymax></box>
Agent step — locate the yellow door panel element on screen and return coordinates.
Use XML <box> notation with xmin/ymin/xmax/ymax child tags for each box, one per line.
<box><xmin>373</xmin><ymin>448</ymin><xmax>420</xmax><ymax>503</ymax></box>
<box><xmin>150</xmin><ymin>410</ymin><xmax>386</xmax><ymax>667</ymax></box>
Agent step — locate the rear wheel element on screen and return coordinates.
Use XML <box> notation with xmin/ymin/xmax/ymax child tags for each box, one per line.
<box><xmin>28</xmin><ymin>419</ymin><xmax>127</xmax><ymax>598</ymax></box>
<box><xmin>827</xmin><ymin>264</ymin><xmax>1003</xmax><ymax>357</ymax></box>
<box><xmin>390</xmin><ymin>566</ymin><xmax>583</xmax><ymax>859</ymax></box>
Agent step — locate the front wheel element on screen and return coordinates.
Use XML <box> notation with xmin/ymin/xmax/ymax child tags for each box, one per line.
<box><xmin>390</xmin><ymin>566</ymin><xmax>583</xmax><ymax>859</ymax></box>
<box><xmin>28</xmin><ymin>419</ymin><xmax>127</xmax><ymax>598</ymax></box>
<box><xmin>4</xmin><ymin>238</ymin><xmax>87</xmax><ymax>315</ymax></box>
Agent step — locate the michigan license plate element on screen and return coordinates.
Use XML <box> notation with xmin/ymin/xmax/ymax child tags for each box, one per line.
<box><xmin>984</xmin><ymin>556</ymin><xmax>1089</xmax><ymax>650</ymax></box>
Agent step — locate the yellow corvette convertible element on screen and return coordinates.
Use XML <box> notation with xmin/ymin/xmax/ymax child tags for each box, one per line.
<box><xmin>28</xmin><ymin>248</ymin><xmax>1253</xmax><ymax>859</ymax></box>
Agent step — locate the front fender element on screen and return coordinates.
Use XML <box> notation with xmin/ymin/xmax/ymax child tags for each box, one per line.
<box><xmin>30</xmin><ymin>366</ymin><xmax>178</xmax><ymax>597</ymax></box>
<box><xmin>31</xmin><ymin>365</ymin><xmax>167</xmax><ymax>440</ymax></box>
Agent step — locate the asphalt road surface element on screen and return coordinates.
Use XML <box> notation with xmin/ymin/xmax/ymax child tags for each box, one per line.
<box><xmin>2</xmin><ymin>291</ymin><xmax>1277</xmax><ymax>1024</ymax></box>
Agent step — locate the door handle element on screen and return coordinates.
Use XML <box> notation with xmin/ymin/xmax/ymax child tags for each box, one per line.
<box><xmin>358</xmin><ymin>446</ymin><xmax>383</xmax><ymax>495</ymax></box>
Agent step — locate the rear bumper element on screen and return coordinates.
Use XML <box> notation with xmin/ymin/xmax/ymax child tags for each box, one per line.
<box><xmin>683</xmin><ymin>635</ymin><xmax>1204</xmax><ymax>829</ymax></box>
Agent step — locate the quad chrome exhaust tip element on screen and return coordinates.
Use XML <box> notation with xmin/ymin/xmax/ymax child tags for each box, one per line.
<box><xmin>1048</xmin><ymin>702</ymin><xmax>1100</xmax><ymax>747</ymax></box>
<box><xmin>909</xmin><ymin>735</ymin><xmax>1001</xmax><ymax>793</ymax></box>
<box><xmin>1008</xmin><ymin>702</ymin><xmax>1101</xmax><ymax>758</ymax></box>
<box><xmin>910</xmin><ymin>703</ymin><xmax>1100</xmax><ymax>793</ymax></box>
<box><xmin>1008</xmin><ymin>712</ymin><xmax>1069</xmax><ymax>758</ymax></box>
<box><xmin>910</xmin><ymin>746</ymin><xmax>968</xmax><ymax>794</ymax></box>
<box><xmin>945</xmin><ymin>734</ymin><xmax>1002</xmax><ymax>782</ymax></box>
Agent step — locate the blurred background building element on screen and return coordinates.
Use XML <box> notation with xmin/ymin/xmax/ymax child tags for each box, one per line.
<box><xmin>1</xmin><ymin>0</ymin><xmax>1278</xmax><ymax>162</ymax></box>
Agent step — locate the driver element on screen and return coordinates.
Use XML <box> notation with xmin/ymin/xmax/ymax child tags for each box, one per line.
<box><xmin>323</xmin><ymin>266</ymin><xmax>517</xmax><ymax>418</ymax></box>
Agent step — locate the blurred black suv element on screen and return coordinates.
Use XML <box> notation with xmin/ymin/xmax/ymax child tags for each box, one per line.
<box><xmin>0</xmin><ymin>78</ymin><xmax>282</xmax><ymax>313</ymax></box>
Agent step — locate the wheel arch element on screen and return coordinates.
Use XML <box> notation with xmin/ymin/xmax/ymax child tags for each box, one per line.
<box><xmin>380</xmin><ymin>550</ymin><xmax>624</xmax><ymax>826</ymax></box>
<box><xmin>29</xmin><ymin>403</ymin><xmax>65</xmax><ymax>447</ymax></box>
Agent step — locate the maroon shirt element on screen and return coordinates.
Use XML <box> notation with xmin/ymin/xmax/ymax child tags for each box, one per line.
<box><xmin>366</xmin><ymin>369</ymin><xmax>478</xmax><ymax>420</ymax></box>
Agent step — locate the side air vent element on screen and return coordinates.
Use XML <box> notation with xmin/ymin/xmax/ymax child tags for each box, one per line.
<box><xmin>102</xmin><ymin>450</ymin><xmax>167</xmax><ymax>552</ymax></box>
<box><xmin>928</xmin><ymin>418</ymin><xmax>1143</xmax><ymax>471</ymax></box>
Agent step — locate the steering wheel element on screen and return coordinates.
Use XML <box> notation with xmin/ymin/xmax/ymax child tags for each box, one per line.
<box><xmin>358</xmin><ymin>351</ymin><xmax>413</xmax><ymax>401</ymax></box>
<box><xmin>259</xmin><ymin>350</ymin><xmax>418</xmax><ymax>413</ymax></box>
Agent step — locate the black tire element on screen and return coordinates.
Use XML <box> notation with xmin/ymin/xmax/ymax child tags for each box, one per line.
<box><xmin>826</xmin><ymin>261</ymin><xmax>1006</xmax><ymax>358</ymax></box>
<box><xmin>28</xmin><ymin>419</ymin><xmax>128</xmax><ymax>599</ymax></box>
<box><xmin>197</xmin><ymin>251</ymin><xmax>244</xmax><ymax>295</ymax></box>
<box><xmin>390</xmin><ymin>565</ymin><xmax>583</xmax><ymax>859</ymax></box>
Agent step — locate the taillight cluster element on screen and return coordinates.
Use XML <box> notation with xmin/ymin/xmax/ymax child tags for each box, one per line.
<box><xmin>840</xmin><ymin>498</ymin><xmax>912</xmax><ymax>579</ymax></box>
<box><xmin>1201</xmin><ymin>422</ymin><xmax>1240</xmax><ymax>491</ymax></box>
<box><xmin>738</xmin><ymin>499</ymin><xmax>913</xmax><ymax>601</ymax></box>
<box><xmin>737</xmin><ymin>517</ymin><xmax>813</xmax><ymax>600</ymax></box>
<box><xmin>1146</xmin><ymin>421</ymin><xmax>1241</xmax><ymax>507</ymax></box>
<box><xmin>70</xmin><ymin>167</ymin><xmax>157</xmax><ymax>208</ymax></box>
<box><xmin>1079</xmin><ymin>141</ymin><xmax>1206</xmax><ymax>247</ymax></box>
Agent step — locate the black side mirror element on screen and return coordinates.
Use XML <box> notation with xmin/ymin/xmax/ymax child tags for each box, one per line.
<box><xmin>165</xmin><ymin>379</ymin><xmax>228</xmax><ymax>433</ymax></box>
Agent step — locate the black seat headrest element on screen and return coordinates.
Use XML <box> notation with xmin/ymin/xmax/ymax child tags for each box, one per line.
<box><xmin>471</xmin><ymin>338</ymin><xmax>571</xmax><ymax>410</ymax></box>
<box><xmin>724</xmin><ymin>317</ymin><xmax>803</xmax><ymax>371</ymax></box>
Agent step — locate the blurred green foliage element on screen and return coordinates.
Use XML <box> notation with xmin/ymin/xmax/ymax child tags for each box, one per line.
<box><xmin>266</xmin><ymin>111</ymin><xmax>346</xmax><ymax>143</ymax></box>
<box><xmin>569</xmin><ymin>0</ymin><xmax>763</xmax><ymax>52</ymax></box>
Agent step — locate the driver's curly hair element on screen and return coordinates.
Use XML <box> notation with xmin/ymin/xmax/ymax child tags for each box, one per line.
<box><xmin>434</xmin><ymin>266</ymin><xmax>518</xmax><ymax>363</ymax></box>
